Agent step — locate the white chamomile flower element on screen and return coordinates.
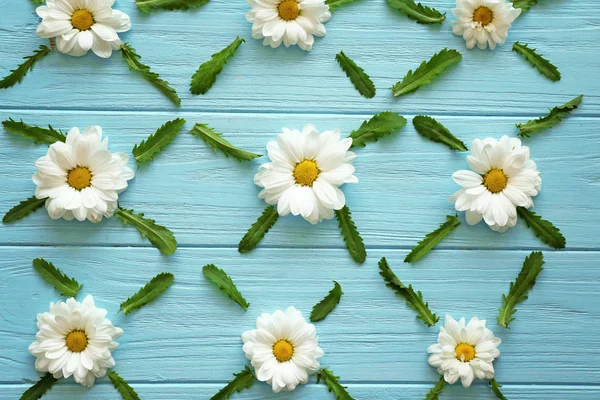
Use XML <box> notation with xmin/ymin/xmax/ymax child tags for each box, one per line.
<box><xmin>242</xmin><ymin>307</ymin><xmax>324</xmax><ymax>393</ymax></box>
<box><xmin>36</xmin><ymin>0</ymin><xmax>131</xmax><ymax>58</ymax></box>
<box><xmin>450</xmin><ymin>136</ymin><xmax>541</xmax><ymax>233</ymax></box>
<box><xmin>428</xmin><ymin>315</ymin><xmax>501</xmax><ymax>388</ymax></box>
<box><xmin>246</xmin><ymin>0</ymin><xmax>331</xmax><ymax>51</ymax></box>
<box><xmin>33</xmin><ymin>126</ymin><xmax>135</xmax><ymax>223</ymax></box>
<box><xmin>28</xmin><ymin>295</ymin><xmax>123</xmax><ymax>388</ymax></box>
<box><xmin>254</xmin><ymin>124</ymin><xmax>358</xmax><ymax>225</ymax></box>
<box><xmin>451</xmin><ymin>0</ymin><xmax>521</xmax><ymax>50</ymax></box>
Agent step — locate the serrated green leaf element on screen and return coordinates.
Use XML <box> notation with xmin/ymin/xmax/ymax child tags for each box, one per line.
<box><xmin>19</xmin><ymin>373</ymin><xmax>57</xmax><ymax>400</ymax></box>
<box><xmin>326</xmin><ymin>0</ymin><xmax>357</xmax><ymax>11</ymax></box>
<box><xmin>2</xmin><ymin>118</ymin><xmax>66</xmax><ymax>145</ymax></box>
<box><xmin>210</xmin><ymin>366</ymin><xmax>255</xmax><ymax>400</ymax></box>
<box><xmin>190</xmin><ymin>37</ymin><xmax>245</xmax><ymax>95</ymax></box>
<box><xmin>3</xmin><ymin>196</ymin><xmax>46</xmax><ymax>224</ymax></box>
<box><xmin>517</xmin><ymin>207</ymin><xmax>566</xmax><ymax>249</ymax></box>
<box><xmin>489</xmin><ymin>378</ymin><xmax>508</xmax><ymax>400</ymax></box>
<box><xmin>310</xmin><ymin>281</ymin><xmax>343</xmax><ymax>322</ymax></box>
<box><xmin>405</xmin><ymin>215</ymin><xmax>460</xmax><ymax>263</ymax></box>
<box><xmin>238</xmin><ymin>205</ymin><xmax>279</xmax><ymax>253</ymax></box>
<box><xmin>349</xmin><ymin>112</ymin><xmax>406</xmax><ymax>148</ymax></box>
<box><xmin>513</xmin><ymin>42</ymin><xmax>561</xmax><ymax>82</ymax></box>
<box><xmin>115</xmin><ymin>207</ymin><xmax>178</xmax><ymax>255</ymax></box>
<box><xmin>335</xmin><ymin>51</ymin><xmax>375</xmax><ymax>98</ymax></box>
<box><xmin>498</xmin><ymin>251</ymin><xmax>544</xmax><ymax>328</ymax></box>
<box><xmin>379</xmin><ymin>257</ymin><xmax>439</xmax><ymax>326</ymax></box>
<box><xmin>203</xmin><ymin>264</ymin><xmax>250</xmax><ymax>310</ymax></box>
<box><xmin>316</xmin><ymin>368</ymin><xmax>355</xmax><ymax>400</ymax></box>
<box><xmin>386</xmin><ymin>0</ymin><xmax>445</xmax><ymax>24</ymax></box>
<box><xmin>423</xmin><ymin>377</ymin><xmax>446</xmax><ymax>400</ymax></box>
<box><xmin>189</xmin><ymin>123</ymin><xmax>261</xmax><ymax>161</ymax></box>
<box><xmin>30</xmin><ymin>0</ymin><xmax>46</xmax><ymax>3</ymax></box>
<box><xmin>391</xmin><ymin>48</ymin><xmax>461</xmax><ymax>97</ymax></box>
<box><xmin>412</xmin><ymin>116</ymin><xmax>467</xmax><ymax>151</ymax></box>
<box><xmin>513</xmin><ymin>0</ymin><xmax>538</xmax><ymax>12</ymax></box>
<box><xmin>1</xmin><ymin>45</ymin><xmax>51</xmax><ymax>90</ymax></box>
<box><xmin>32</xmin><ymin>258</ymin><xmax>82</xmax><ymax>298</ymax></box>
<box><xmin>133</xmin><ymin>118</ymin><xmax>185</xmax><ymax>166</ymax></box>
<box><xmin>516</xmin><ymin>95</ymin><xmax>583</xmax><ymax>138</ymax></box>
<box><xmin>335</xmin><ymin>206</ymin><xmax>366</xmax><ymax>264</ymax></box>
<box><xmin>136</xmin><ymin>0</ymin><xmax>209</xmax><ymax>13</ymax></box>
<box><xmin>119</xmin><ymin>272</ymin><xmax>174</xmax><ymax>315</ymax></box>
<box><xmin>108</xmin><ymin>371</ymin><xmax>141</xmax><ymax>400</ymax></box>
<box><xmin>120</xmin><ymin>43</ymin><xmax>181</xmax><ymax>107</ymax></box>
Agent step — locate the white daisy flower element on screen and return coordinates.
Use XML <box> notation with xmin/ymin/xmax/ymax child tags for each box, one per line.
<box><xmin>451</xmin><ymin>0</ymin><xmax>521</xmax><ymax>50</ymax></box>
<box><xmin>246</xmin><ymin>0</ymin><xmax>331</xmax><ymax>51</ymax></box>
<box><xmin>242</xmin><ymin>306</ymin><xmax>324</xmax><ymax>393</ymax></box>
<box><xmin>28</xmin><ymin>295</ymin><xmax>123</xmax><ymax>388</ymax></box>
<box><xmin>254</xmin><ymin>124</ymin><xmax>358</xmax><ymax>225</ymax></box>
<box><xmin>33</xmin><ymin>126</ymin><xmax>135</xmax><ymax>223</ymax></box>
<box><xmin>428</xmin><ymin>315</ymin><xmax>501</xmax><ymax>388</ymax></box>
<box><xmin>450</xmin><ymin>136</ymin><xmax>541</xmax><ymax>233</ymax></box>
<box><xmin>36</xmin><ymin>0</ymin><xmax>131</xmax><ymax>58</ymax></box>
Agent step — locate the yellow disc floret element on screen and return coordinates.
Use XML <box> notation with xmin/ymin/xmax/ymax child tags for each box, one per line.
<box><xmin>455</xmin><ymin>343</ymin><xmax>476</xmax><ymax>362</ymax></box>
<box><xmin>473</xmin><ymin>6</ymin><xmax>494</xmax><ymax>26</ymax></box>
<box><xmin>71</xmin><ymin>9</ymin><xmax>94</xmax><ymax>31</ymax></box>
<box><xmin>483</xmin><ymin>168</ymin><xmax>507</xmax><ymax>193</ymax></box>
<box><xmin>278</xmin><ymin>0</ymin><xmax>300</xmax><ymax>21</ymax></box>
<box><xmin>273</xmin><ymin>339</ymin><xmax>294</xmax><ymax>362</ymax></box>
<box><xmin>66</xmin><ymin>330</ymin><xmax>88</xmax><ymax>353</ymax></box>
<box><xmin>293</xmin><ymin>160</ymin><xmax>319</xmax><ymax>186</ymax></box>
<box><xmin>67</xmin><ymin>167</ymin><xmax>93</xmax><ymax>190</ymax></box>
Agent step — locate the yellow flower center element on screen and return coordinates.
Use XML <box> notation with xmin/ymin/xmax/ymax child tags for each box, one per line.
<box><xmin>455</xmin><ymin>343</ymin><xmax>476</xmax><ymax>362</ymax></box>
<box><xmin>473</xmin><ymin>6</ymin><xmax>493</xmax><ymax>26</ymax></box>
<box><xmin>278</xmin><ymin>0</ymin><xmax>299</xmax><ymax>21</ymax></box>
<box><xmin>293</xmin><ymin>160</ymin><xmax>319</xmax><ymax>186</ymax></box>
<box><xmin>67</xmin><ymin>167</ymin><xmax>92</xmax><ymax>190</ymax></box>
<box><xmin>273</xmin><ymin>339</ymin><xmax>294</xmax><ymax>362</ymax></box>
<box><xmin>483</xmin><ymin>168</ymin><xmax>507</xmax><ymax>193</ymax></box>
<box><xmin>66</xmin><ymin>330</ymin><xmax>88</xmax><ymax>353</ymax></box>
<box><xmin>71</xmin><ymin>9</ymin><xmax>94</xmax><ymax>31</ymax></box>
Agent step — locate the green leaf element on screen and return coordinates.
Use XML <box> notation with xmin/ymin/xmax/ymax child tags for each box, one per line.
<box><xmin>32</xmin><ymin>258</ymin><xmax>82</xmax><ymax>297</ymax></box>
<box><xmin>335</xmin><ymin>206</ymin><xmax>366</xmax><ymax>264</ymax></box>
<box><xmin>238</xmin><ymin>205</ymin><xmax>279</xmax><ymax>253</ymax></box>
<box><xmin>391</xmin><ymin>48</ymin><xmax>462</xmax><ymax>97</ymax></box>
<box><xmin>108</xmin><ymin>371</ymin><xmax>141</xmax><ymax>400</ymax></box>
<box><xmin>513</xmin><ymin>42</ymin><xmax>560</xmax><ymax>82</ymax></box>
<box><xmin>115</xmin><ymin>207</ymin><xmax>178</xmax><ymax>255</ymax></box>
<box><xmin>516</xmin><ymin>95</ymin><xmax>583</xmax><ymax>138</ymax></box>
<box><xmin>29</xmin><ymin>0</ymin><xmax>46</xmax><ymax>3</ymax></box>
<box><xmin>136</xmin><ymin>0</ymin><xmax>209</xmax><ymax>13</ymax></box>
<box><xmin>210</xmin><ymin>366</ymin><xmax>255</xmax><ymax>400</ymax></box>
<box><xmin>513</xmin><ymin>0</ymin><xmax>538</xmax><ymax>12</ymax></box>
<box><xmin>120</xmin><ymin>43</ymin><xmax>181</xmax><ymax>107</ymax></box>
<box><xmin>412</xmin><ymin>116</ymin><xmax>467</xmax><ymax>151</ymax></box>
<box><xmin>133</xmin><ymin>118</ymin><xmax>185</xmax><ymax>166</ymax></box>
<box><xmin>386</xmin><ymin>0</ymin><xmax>445</xmax><ymax>24</ymax></box>
<box><xmin>310</xmin><ymin>281</ymin><xmax>343</xmax><ymax>322</ymax></box>
<box><xmin>423</xmin><ymin>377</ymin><xmax>446</xmax><ymax>400</ymax></box>
<box><xmin>316</xmin><ymin>368</ymin><xmax>355</xmax><ymax>400</ymax></box>
<box><xmin>378</xmin><ymin>257</ymin><xmax>439</xmax><ymax>326</ymax></box>
<box><xmin>0</xmin><ymin>45</ymin><xmax>51</xmax><ymax>90</ymax></box>
<box><xmin>349</xmin><ymin>112</ymin><xmax>406</xmax><ymax>148</ymax></box>
<box><xmin>190</xmin><ymin>37</ymin><xmax>245</xmax><ymax>95</ymax></box>
<box><xmin>203</xmin><ymin>264</ymin><xmax>250</xmax><ymax>310</ymax></box>
<box><xmin>489</xmin><ymin>378</ymin><xmax>508</xmax><ymax>400</ymax></box>
<box><xmin>517</xmin><ymin>207</ymin><xmax>566</xmax><ymax>249</ymax></box>
<box><xmin>3</xmin><ymin>196</ymin><xmax>46</xmax><ymax>224</ymax></box>
<box><xmin>498</xmin><ymin>251</ymin><xmax>544</xmax><ymax>328</ymax></box>
<box><xmin>119</xmin><ymin>272</ymin><xmax>174</xmax><ymax>315</ymax></box>
<box><xmin>326</xmin><ymin>0</ymin><xmax>357</xmax><ymax>11</ymax></box>
<box><xmin>405</xmin><ymin>215</ymin><xmax>460</xmax><ymax>263</ymax></box>
<box><xmin>189</xmin><ymin>123</ymin><xmax>261</xmax><ymax>161</ymax></box>
<box><xmin>3</xmin><ymin>118</ymin><xmax>66</xmax><ymax>145</ymax></box>
<box><xmin>19</xmin><ymin>373</ymin><xmax>57</xmax><ymax>400</ymax></box>
<box><xmin>335</xmin><ymin>51</ymin><xmax>375</xmax><ymax>98</ymax></box>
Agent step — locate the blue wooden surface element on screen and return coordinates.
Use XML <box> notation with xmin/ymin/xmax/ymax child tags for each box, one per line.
<box><xmin>0</xmin><ymin>0</ymin><xmax>598</xmax><ymax>399</ymax></box>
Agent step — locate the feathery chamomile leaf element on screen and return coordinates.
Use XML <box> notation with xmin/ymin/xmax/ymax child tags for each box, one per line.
<box><xmin>119</xmin><ymin>272</ymin><xmax>174</xmax><ymax>315</ymax></box>
<box><xmin>316</xmin><ymin>369</ymin><xmax>355</xmax><ymax>400</ymax></box>
<box><xmin>120</xmin><ymin>43</ymin><xmax>181</xmax><ymax>107</ymax></box>
<box><xmin>210</xmin><ymin>366</ymin><xmax>256</xmax><ymax>400</ymax></box>
<box><xmin>386</xmin><ymin>0</ymin><xmax>445</xmax><ymax>24</ymax></box>
<box><xmin>489</xmin><ymin>378</ymin><xmax>508</xmax><ymax>400</ymax></box>
<box><xmin>189</xmin><ymin>124</ymin><xmax>261</xmax><ymax>161</ymax></box>
<box><xmin>498</xmin><ymin>251</ymin><xmax>544</xmax><ymax>328</ymax></box>
<box><xmin>405</xmin><ymin>215</ymin><xmax>460</xmax><ymax>263</ymax></box>
<box><xmin>238</xmin><ymin>205</ymin><xmax>279</xmax><ymax>253</ymax></box>
<box><xmin>326</xmin><ymin>0</ymin><xmax>357</xmax><ymax>11</ymax></box>
<box><xmin>203</xmin><ymin>264</ymin><xmax>250</xmax><ymax>310</ymax></box>
<box><xmin>335</xmin><ymin>206</ymin><xmax>366</xmax><ymax>264</ymax></box>
<box><xmin>516</xmin><ymin>95</ymin><xmax>583</xmax><ymax>138</ymax></box>
<box><xmin>513</xmin><ymin>42</ymin><xmax>561</xmax><ymax>82</ymax></box>
<box><xmin>0</xmin><ymin>45</ymin><xmax>51</xmax><ymax>90</ymax></box>
<box><xmin>19</xmin><ymin>373</ymin><xmax>57</xmax><ymax>400</ymax></box>
<box><xmin>133</xmin><ymin>118</ymin><xmax>185</xmax><ymax>166</ymax></box>
<box><xmin>512</xmin><ymin>0</ymin><xmax>538</xmax><ymax>12</ymax></box>
<box><xmin>335</xmin><ymin>51</ymin><xmax>375</xmax><ymax>98</ymax></box>
<box><xmin>517</xmin><ymin>207</ymin><xmax>566</xmax><ymax>249</ymax></box>
<box><xmin>349</xmin><ymin>112</ymin><xmax>406</xmax><ymax>148</ymax></box>
<box><xmin>391</xmin><ymin>48</ymin><xmax>461</xmax><ymax>97</ymax></box>
<box><xmin>32</xmin><ymin>258</ymin><xmax>82</xmax><ymax>298</ymax></box>
<box><xmin>412</xmin><ymin>116</ymin><xmax>467</xmax><ymax>151</ymax></box>
<box><xmin>423</xmin><ymin>377</ymin><xmax>446</xmax><ymax>400</ymax></box>
<box><xmin>2</xmin><ymin>118</ymin><xmax>66</xmax><ymax>145</ymax></box>
<box><xmin>115</xmin><ymin>208</ymin><xmax>178</xmax><ymax>255</ymax></box>
<box><xmin>136</xmin><ymin>0</ymin><xmax>209</xmax><ymax>13</ymax></box>
<box><xmin>190</xmin><ymin>37</ymin><xmax>245</xmax><ymax>95</ymax></box>
<box><xmin>310</xmin><ymin>281</ymin><xmax>343</xmax><ymax>322</ymax></box>
<box><xmin>379</xmin><ymin>257</ymin><xmax>439</xmax><ymax>326</ymax></box>
<box><xmin>108</xmin><ymin>371</ymin><xmax>140</xmax><ymax>400</ymax></box>
<box><xmin>3</xmin><ymin>196</ymin><xmax>46</xmax><ymax>224</ymax></box>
